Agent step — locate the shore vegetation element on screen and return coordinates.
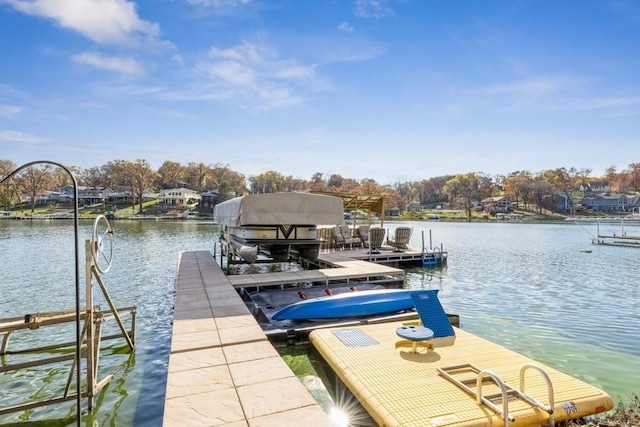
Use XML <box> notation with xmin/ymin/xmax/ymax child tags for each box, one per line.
<box><xmin>2</xmin><ymin>159</ymin><xmax>640</xmax><ymax>221</ymax></box>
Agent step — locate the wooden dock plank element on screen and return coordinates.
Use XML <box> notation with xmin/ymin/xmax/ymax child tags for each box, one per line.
<box><xmin>227</xmin><ymin>256</ymin><xmax>405</xmax><ymax>290</ymax></box>
<box><xmin>163</xmin><ymin>251</ymin><xmax>335</xmax><ymax>427</ymax></box>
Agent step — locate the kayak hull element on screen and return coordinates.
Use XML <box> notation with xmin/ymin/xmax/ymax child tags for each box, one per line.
<box><xmin>270</xmin><ymin>289</ymin><xmax>415</xmax><ymax>321</ymax></box>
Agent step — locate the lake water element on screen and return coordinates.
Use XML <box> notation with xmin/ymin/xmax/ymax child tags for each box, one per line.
<box><xmin>1</xmin><ymin>218</ymin><xmax>639</xmax><ymax>426</ymax></box>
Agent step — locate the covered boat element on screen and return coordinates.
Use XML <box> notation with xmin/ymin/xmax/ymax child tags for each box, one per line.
<box><xmin>214</xmin><ymin>192</ymin><xmax>344</xmax><ymax>263</ymax></box>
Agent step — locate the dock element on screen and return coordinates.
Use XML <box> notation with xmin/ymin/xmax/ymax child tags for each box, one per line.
<box><xmin>162</xmin><ymin>251</ymin><xmax>336</xmax><ymax>426</ymax></box>
<box><xmin>311</xmin><ymin>323</ymin><xmax>614</xmax><ymax>426</ymax></box>
<box><xmin>228</xmin><ymin>250</ymin><xmax>406</xmax><ymax>291</ymax></box>
<box><xmin>592</xmin><ymin>233</ymin><xmax>640</xmax><ymax>247</ymax></box>
<box><xmin>592</xmin><ymin>220</ymin><xmax>640</xmax><ymax>247</ymax></box>
<box><xmin>310</xmin><ymin>245</ymin><xmax>447</xmax><ymax>269</ymax></box>
<box><xmin>163</xmin><ymin>246</ymin><xmax>446</xmax><ymax>425</ymax></box>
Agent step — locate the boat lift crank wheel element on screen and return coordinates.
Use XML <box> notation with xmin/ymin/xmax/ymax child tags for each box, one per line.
<box><xmin>91</xmin><ymin>214</ymin><xmax>114</xmax><ymax>274</ymax></box>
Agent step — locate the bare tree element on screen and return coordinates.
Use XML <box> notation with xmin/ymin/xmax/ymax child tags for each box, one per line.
<box><xmin>532</xmin><ymin>173</ymin><xmax>556</xmax><ymax>214</ymax></box>
<box><xmin>308</xmin><ymin>172</ymin><xmax>326</xmax><ymax>192</ymax></box>
<box><xmin>17</xmin><ymin>165</ymin><xmax>57</xmax><ymax>212</ymax></box>
<box><xmin>392</xmin><ymin>181</ymin><xmax>413</xmax><ymax>213</ymax></box>
<box><xmin>0</xmin><ymin>160</ymin><xmax>18</xmax><ymax>210</ymax></box>
<box><xmin>604</xmin><ymin>165</ymin><xmax>619</xmax><ymax>192</ymax></box>
<box><xmin>210</xmin><ymin>163</ymin><xmax>247</xmax><ymax>200</ymax></box>
<box><xmin>249</xmin><ymin>170</ymin><xmax>285</xmax><ymax>193</ymax></box>
<box><xmin>78</xmin><ymin>165</ymin><xmax>113</xmax><ymax>188</ymax></box>
<box><xmin>628</xmin><ymin>163</ymin><xmax>640</xmax><ymax>192</ymax></box>
<box><xmin>126</xmin><ymin>159</ymin><xmax>158</xmax><ymax>213</ymax></box>
<box><xmin>183</xmin><ymin>162</ymin><xmax>212</xmax><ymax>192</ymax></box>
<box><xmin>414</xmin><ymin>176</ymin><xmax>452</xmax><ymax>208</ymax></box>
<box><xmin>443</xmin><ymin>173</ymin><xmax>485</xmax><ymax>218</ymax></box>
<box><xmin>106</xmin><ymin>159</ymin><xmax>157</xmax><ymax>213</ymax></box>
<box><xmin>157</xmin><ymin>161</ymin><xmax>185</xmax><ymax>189</ymax></box>
<box><xmin>503</xmin><ymin>171</ymin><xmax>534</xmax><ymax>210</ymax></box>
<box><xmin>281</xmin><ymin>175</ymin><xmax>308</xmax><ymax>192</ymax></box>
<box><xmin>53</xmin><ymin>164</ymin><xmax>79</xmax><ymax>188</ymax></box>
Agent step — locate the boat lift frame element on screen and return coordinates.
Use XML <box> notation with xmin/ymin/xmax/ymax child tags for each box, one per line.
<box><xmin>0</xmin><ymin>162</ymin><xmax>135</xmax><ymax>423</ymax></box>
<box><xmin>0</xmin><ymin>217</ymin><xmax>136</xmax><ymax>419</ymax></box>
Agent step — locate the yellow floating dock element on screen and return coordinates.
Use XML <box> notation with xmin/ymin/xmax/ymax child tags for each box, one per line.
<box><xmin>310</xmin><ymin>323</ymin><xmax>613</xmax><ymax>426</ymax></box>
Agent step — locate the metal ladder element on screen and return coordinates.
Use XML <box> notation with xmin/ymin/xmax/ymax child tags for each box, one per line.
<box><xmin>437</xmin><ymin>363</ymin><xmax>555</xmax><ymax>427</ymax></box>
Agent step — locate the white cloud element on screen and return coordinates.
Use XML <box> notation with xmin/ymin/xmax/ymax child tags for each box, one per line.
<box><xmin>467</xmin><ymin>75</ymin><xmax>640</xmax><ymax>115</ymax></box>
<box><xmin>185</xmin><ymin>0</ymin><xmax>250</xmax><ymax>7</ymax></box>
<box><xmin>2</xmin><ymin>0</ymin><xmax>162</xmax><ymax>47</ymax></box>
<box><xmin>204</xmin><ymin>60</ymin><xmax>257</xmax><ymax>86</ymax></box>
<box><xmin>274</xmin><ymin>64</ymin><xmax>315</xmax><ymax>80</ymax></box>
<box><xmin>194</xmin><ymin>41</ymin><xmax>321</xmax><ymax>108</ymax></box>
<box><xmin>72</xmin><ymin>52</ymin><xmax>145</xmax><ymax>75</ymax></box>
<box><xmin>209</xmin><ymin>42</ymin><xmax>262</xmax><ymax>63</ymax></box>
<box><xmin>479</xmin><ymin>76</ymin><xmax>575</xmax><ymax>97</ymax></box>
<box><xmin>0</xmin><ymin>104</ymin><xmax>23</xmax><ymax>118</ymax></box>
<box><xmin>556</xmin><ymin>96</ymin><xmax>640</xmax><ymax>112</ymax></box>
<box><xmin>338</xmin><ymin>21</ymin><xmax>354</xmax><ymax>32</ymax></box>
<box><xmin>354</xmin><ymin>0</ymin><xmax>394</xmax><ymax>18</ymax></box>
<box><xmin>256</xmin><ymin>85</ymin><xmax>304</xmax><ymax>109</ymax></box>
<box><xmin>0</xmin><ymin>130</ymin><xmax>48</xmax><ymax>143</ymax></box>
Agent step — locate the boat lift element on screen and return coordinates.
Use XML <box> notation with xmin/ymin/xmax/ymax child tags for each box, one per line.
<box><xmin>0</xmin><ymin>211</ymin><xmax>136</xmax><ymax>419</ymax></box>
<box><xmin>0</xmin><ymin>215</ymin><xmax>136</xmax><ymax>415</ymax></box>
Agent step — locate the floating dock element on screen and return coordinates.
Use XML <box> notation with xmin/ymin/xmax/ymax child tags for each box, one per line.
<box><xmin>593</xmin><ymin>234</ymin><xmax>640</xmax><ymax>247</ymax></box>
<box><xmin>310</xmin><ymin>323</ymin><xmax>613</xmax><ymax>427</ymax></box>
<box><xmin>308</xmin><ymin>246</ymin><xmax>447</xmax><ymax>269</ymax></box>
<box><xmin>166</xmin><ymin>249</ymin><xmax>613</xmax><ymax>426</ymax></box>
<box><xmin>592</xmin><ymin>220</ymin><xmax>640</xmax><ymax>247</ymax></box>
<box><xmin>164</xmin><ymin>247</ymin><xmax>445</xmax><ymax>425</ymax></box>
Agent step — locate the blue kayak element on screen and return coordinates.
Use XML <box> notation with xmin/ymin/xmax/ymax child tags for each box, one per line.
<box><xmin>270</xmin><ymin>289</ymin><xmax>416</xmax><ymax>321</ymax></box>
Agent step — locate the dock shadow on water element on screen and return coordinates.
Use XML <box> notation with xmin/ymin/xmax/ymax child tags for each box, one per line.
<box><xmin>279</xmin><ymin>345</ymin><xmax>377</xmax><ymax>427</ymax></box>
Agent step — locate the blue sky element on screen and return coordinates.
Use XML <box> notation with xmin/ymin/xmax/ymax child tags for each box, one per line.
<box><xmin>1</xmin><ymin>0</ymin><xmax>640</xmax><ymax>184</ymax></box>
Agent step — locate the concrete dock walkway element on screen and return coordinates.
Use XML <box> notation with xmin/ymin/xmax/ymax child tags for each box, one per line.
<box><xmin>162</xmin><ymin>251</ymin><xmax>335</xmax><ymax>426</ymax></box>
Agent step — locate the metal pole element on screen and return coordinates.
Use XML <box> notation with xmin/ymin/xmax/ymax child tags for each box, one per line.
<box><xmin>1</xmin><ymin>161</ymin><xmax>82</xmax><ymax>425</ymax></box>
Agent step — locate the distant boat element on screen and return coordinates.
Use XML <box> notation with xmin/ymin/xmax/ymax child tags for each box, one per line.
<box><xmin>270</xmin><ymin>289</ymin><xmax>416</xmax><ymax>321</ymax></box>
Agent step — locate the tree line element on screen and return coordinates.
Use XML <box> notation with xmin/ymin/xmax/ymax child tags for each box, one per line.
<box><xmin>2</xmin><ymin>159</ymin><xmax>640</xmax><ymax>215</ymax></box>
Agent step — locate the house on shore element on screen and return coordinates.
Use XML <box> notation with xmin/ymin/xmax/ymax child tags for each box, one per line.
<box><xmin>481</xmin><ymin>196</ymin><xmax>513</xmax><ymax>213</ymax></box>
<box><xmin>158</xmin><ymin>188</ymin><xmax>201</xmax><ymax>206</ymax></box>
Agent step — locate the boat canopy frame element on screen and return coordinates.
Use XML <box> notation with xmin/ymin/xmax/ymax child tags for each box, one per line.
<box><xmin>310</xmin><ymin>191</ymin><xmax>387</xmax><ymax>227</ymax></box>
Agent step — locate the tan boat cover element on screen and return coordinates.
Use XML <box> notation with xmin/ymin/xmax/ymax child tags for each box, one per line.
<box><xmin>213</xmin><ymin>192</ymin><xmax>344</xmax><ymax>226</ymax></box>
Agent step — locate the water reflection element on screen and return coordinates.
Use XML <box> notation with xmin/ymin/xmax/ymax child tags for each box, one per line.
<box><xmin>404</xmin><ymin>265</ymin><xmax>446</xmax><ymax>289</ymax></box>
<box><xmin>1</xmin><ymin>219</ymin><xmax>639</xmax><ymax>425</ymax></box>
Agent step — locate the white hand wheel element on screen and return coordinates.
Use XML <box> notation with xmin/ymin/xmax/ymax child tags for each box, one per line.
<box><xmin>91</xmin><ymin>214</ymin><xmax>114</xmax><ymax>274</ymax></box>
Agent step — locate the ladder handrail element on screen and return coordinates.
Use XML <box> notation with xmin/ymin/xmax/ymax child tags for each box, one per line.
<box><xmin>520</xmin><ymin>363</ymin><xmax>555</xmax><ymax>427</ymax></box>
<box><xmin>439</xmin><ymin>363</ymin><xmax>557</xmax><ymax>427</ymax></box>
<box><xmin>476</xmin><ymin>370</ymin><xmax>516</xmax><ymax>425</ymax></box>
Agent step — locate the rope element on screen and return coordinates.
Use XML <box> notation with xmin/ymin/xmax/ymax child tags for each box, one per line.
<box><xmin>574</xmin><ymin>221</ymin><xmax>596</xmax><ymax>239</ymax></box>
